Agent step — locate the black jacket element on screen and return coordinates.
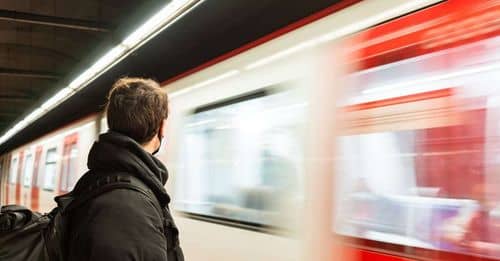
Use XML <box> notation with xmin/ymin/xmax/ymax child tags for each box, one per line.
<box><xmin>67</xmin><ymin>131</ymin><xmax>183</xmax><ymax>261</ymax></box>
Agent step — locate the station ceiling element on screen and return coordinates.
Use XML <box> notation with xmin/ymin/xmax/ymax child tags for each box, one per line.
<box><xmin>0</xmin><ymin>0</ymin><xmax>348</xmax><ymax>153</ymax></box>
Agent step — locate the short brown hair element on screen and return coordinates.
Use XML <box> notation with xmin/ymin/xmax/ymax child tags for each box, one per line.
<box><xmin>105</xmin><ymin>77</ymin><xmax>168</xmax><ymax>144</ymax></box>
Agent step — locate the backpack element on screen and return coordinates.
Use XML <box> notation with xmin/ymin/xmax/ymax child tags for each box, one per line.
<box><xmin>0</xmin><ymin>173</ymin><xmax>159</xmax><ymax>261</ymax></box>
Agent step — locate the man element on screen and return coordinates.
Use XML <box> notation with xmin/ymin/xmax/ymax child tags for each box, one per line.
<box><xmin>67</xmin><ymin>77</ymin><xmax>183</xmax><ymax>260</ymax></box>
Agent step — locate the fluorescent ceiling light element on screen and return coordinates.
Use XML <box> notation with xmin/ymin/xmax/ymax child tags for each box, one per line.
<box><xmin>12</xmin><ymin>121</ymin><xmax>28</xmax><ymax>133</ymax></box>
<box><xmin>169</xmin><ymin>70</ymin><xmax>240</xmax><ymax>98</ymax></box>
<box><xmin>24</xmin><ymin>108</ymin><xmax>45</xmax><ymax>123</ymax></box>
<box><xmin>0</xmin><ymin>0</ymin><xmax>201</xmax><ymax>146</ymax></box>
<box><xmin>3</xmin><ymin>129</ymin><xmax>15</xmax><ymax>139</ymax></box>
<box><xmin>245</xmin><ymin>0</ymin><xmax>438</xmax><ymax>70</ymax></box>
<box><xmin>41</xmin><ymin>87</ymin><xmax>74</xmax><ymax>110</ymax></box>
<box><xmin>122</xmin><ymin>0</ymin><xmax>191</xmax><ymax>47</ymax></box>
<box><xmin>92</xmin><ymin>45</ymin><xmax>127</xmax><ymax>72</ymax></box>
<box><xmin>68</xmin><ymin>45</ymin><xmax>127</xmax><ymax>90</ymax></box>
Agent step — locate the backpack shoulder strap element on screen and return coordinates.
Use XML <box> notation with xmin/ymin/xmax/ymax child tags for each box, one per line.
<box><xmin>48</xmin><ymin>173</ymin><xmax>165</xmax><ymax>261</ymax></box>
<box><xmin>62</xmin><ymin>173</ymin><xmax>162</xmax><ymax>215</ymax></box>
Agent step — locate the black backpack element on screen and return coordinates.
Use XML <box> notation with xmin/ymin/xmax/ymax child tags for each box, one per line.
<box><xmin>0</xmin><ymin>173</ymin><xmax>158</xmax><ymax>261</ymax></box>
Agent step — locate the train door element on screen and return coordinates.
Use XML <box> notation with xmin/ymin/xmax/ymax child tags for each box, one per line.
<box><xmin>299</xmin><ymin>45</ymin><xmax>348</xmax><ymax>261</ymax></box>
<box><xmin>21</xmin><ymin>150</ymin><xmax>34</xmax><ymax>207</ymax></box>
<box><xmin>7</xmin><ymin>154</ymin><xmax>18</xmax><ymax>204</ymax></box>
<box><xmin>0</xmin><ymin>155</ymin><xmax>6</xmax><ymax>205</ymax></box>
<box><xmin>30</xmin><ymin>146</ymin><xmax>43</xmax><ymax>211</ymax></box>
<box><xmin>40</xmin><ymin>146</ymin><xmax>58</xmax><ymax>212</ymax></box>
<box><xmin>0</xmin><ymin>158</ymin><xmax>2</xmax><ymax>205</ymax></box>
<box><xmin>14</xmin><ymin>151</ymin><xmax>23</xmax><ymax>205</ymax></box>
<box><xmin>58</xmin><ymin>133</ymin><xmax>79</xmax><ymax>195</ymax></box>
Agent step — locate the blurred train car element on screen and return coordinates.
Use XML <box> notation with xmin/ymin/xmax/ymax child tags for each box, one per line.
<box><xmin>1</xmin><ymin>0</ymin><xmax>499</xmax><ymax>260</ymax></box>
<box><xmin>335</xmin><ymin>0</ymin><xmax>500</xmax><ymax>260</ymax></box>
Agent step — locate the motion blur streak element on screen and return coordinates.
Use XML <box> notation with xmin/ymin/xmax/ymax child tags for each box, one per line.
<box><xmin>335</xmin><ymin>0</ymin><xmax>500</xmax><ymax>260</ymax></box>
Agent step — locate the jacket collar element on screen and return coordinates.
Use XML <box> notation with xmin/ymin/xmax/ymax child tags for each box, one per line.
<box><xmin>87</xmin><ymin>131</ymin><xmax>170</xmax><ymax>206</ymax></box>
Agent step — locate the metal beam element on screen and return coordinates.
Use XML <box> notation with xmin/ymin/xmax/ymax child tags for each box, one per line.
<box><xmin>0</xmin><ymin>97</ymin><xmax>35</xmax><ymax>103</ymax></box>
<box><xmin>0</xmin><ymin>43</ymin><xmax>78</xmax><ymax>62</ymax></box>
<box><xmin>0</xmin><ymin>94</ymin><xmax>35</xmax><ymax>101</ymax></box>
<box><xmin>0</xmin><ymin>89</ymin><xmax>39</xmax><ymax>99</ymax></box>
<box><xmin>0</xmin><ymin>68</ymin><xmax>61</xmax><ymax>80</ymax></box>
<box><xmin>0</xmin><ymin>112</ymin><xmax>19</xmax><ymax>117</ymax></box>
<box><xmin>0</xmin><ymin>112</ymin><xmax>24</xmax><ymax>119</ymax></box>
<box><xmin>0</xmin><ymin>9</ymin><xmax>111</xmax><ymax>32</ymax></box>
<box><xmin>0</xmin><ymin>106</ymin><xmax>26</xmax><ymax>113</ymax></box>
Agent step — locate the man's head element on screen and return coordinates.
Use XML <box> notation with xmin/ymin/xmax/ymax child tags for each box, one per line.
<box><xmin>105</xmin><ymin>77</ymin><xmax>168</xmax><ymax>153</ymax></box>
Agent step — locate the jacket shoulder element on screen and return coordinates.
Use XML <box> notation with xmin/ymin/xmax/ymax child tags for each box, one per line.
<box><xmin>68</xmin><ymin>188</ymin><xmax>167</xmax><ymax>261</ymax></box>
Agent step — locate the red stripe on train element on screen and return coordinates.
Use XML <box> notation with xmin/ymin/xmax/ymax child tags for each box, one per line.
<box><xmin>340</xmin><ymin>246</ymin><xmax>412</xmax><ymax>261</ymax></box>
<box><xmin>357</xmin><ymin>250</ymin><xmax>411</xmax><ymax>261</ymax></box>
<box><xmin>31</xmin><ymin>146</ymin><xmax>43</xmax><ymax>211</ymax></box>
<box><xmin>343</xmin><ymin>88</ymin><xmax>454</xmax><ymax>112</ymax></box>
<box><xmin>31</xmin><ymin>187</ymin><xmax>40</xmax><ymax>211</ymax></box>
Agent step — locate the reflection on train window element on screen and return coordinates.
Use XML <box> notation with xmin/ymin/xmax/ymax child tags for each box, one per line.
<box><xmin>335</xmin><ymin>127</ymin><xmax>488</xmax><ymax>252</ymax></box>
<box><xmin>9</xmin><ymin>157</ymin><xmax>18</xmax><ymax>184</ymax></box>
<box><xmin>43</xmin><ymin>148</ymin><xmax>57</xmax><ymax>191</ymax></box>
<box><xmin>23</xmin><ymin>154</ymin><xmax>34</xmax><ymax>188</ymax></box>
<box><xmin>176</xmin><ymin>89</ymin><xmax>305</xmax><ymax>227</ymax></box>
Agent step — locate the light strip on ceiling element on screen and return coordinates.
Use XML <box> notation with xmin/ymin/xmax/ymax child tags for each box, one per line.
<box><xmin>0</xmin><ymin>0</ymin><xmax>203</xmax><ymax>146</ymax></box>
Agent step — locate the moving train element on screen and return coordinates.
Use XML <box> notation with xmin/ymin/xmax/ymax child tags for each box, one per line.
<box><xmin>1</xmin><ymin>0</ymin><xmax>500</xmax><ymax>260</ymax></box>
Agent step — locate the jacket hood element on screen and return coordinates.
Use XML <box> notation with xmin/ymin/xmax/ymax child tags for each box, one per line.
<box><xmin>87</xmin><ymin>131</ymin><xmax>170</xmax><ymax>206</ymax></box>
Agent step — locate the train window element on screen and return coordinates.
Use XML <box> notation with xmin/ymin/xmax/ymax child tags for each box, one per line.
<box><xmin>176</xmin><ymin>87</ymin><xmax>305</xmax><ymax>228</ymax></box>
<box><xmin>335</xmin><ymin>125</ymin><xmax>489</xmax><ymax>251</ymax></box>
<box><xmin>23</xmin><ymin>154</ymin><xmax>34</xmax><ymax>188</ymax></box>
<box><xmin>9</xmin><ymin>157</ymin><xmax>18</xmax><ymax>184</ymax></box>
<box><xmin>43</xmin><ymin>148</ymin><xmax>57</xmax><ymax>191</ymax></box>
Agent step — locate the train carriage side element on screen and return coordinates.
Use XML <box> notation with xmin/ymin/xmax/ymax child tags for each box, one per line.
<box><xmin>1</xmin><ymin>116</ymin><xmax>99</xmax><ymax>212</ymax></box>
<box><xmin>161</xmin><ymin>1</ymin><xmax>444</xmax><ymax>260</ymax></box>
<box><xmin>335</xmin><ymin>0</ymin><xmax>500</xmax><ymax>260</ymax></box>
